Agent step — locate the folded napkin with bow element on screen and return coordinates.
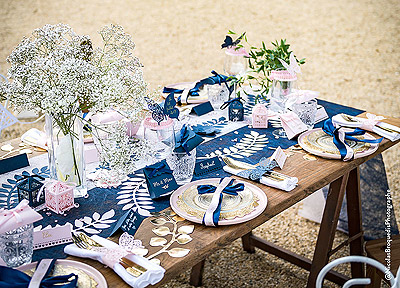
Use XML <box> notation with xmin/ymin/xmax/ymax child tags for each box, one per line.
<box><xmin>323</xmin><ymin>118</ymin><xmax>383</xmax><ymax>161</ymax></box>
<box><xmin>197</xmin><ymin>177</ymin><xmax>245</xmax><ymax>226</ymax></box>
<box><xmin>163</xmin><ymin>70</ymin><xmax>232</xmax><ymax>105</ymax></box>
<box><xmin>64</xmin><ymin>235</ymin><xmax>165</xmax><ymax>288</ymax></box>
<box><xmin>222</xmin><ymin>157</ymin><xmax>298</xmax><ymax>192</ymax></box>
<box><xmin>332</xmin><ymin>113</ymin><xmax>400</xmax><ymax>141</ymax></box>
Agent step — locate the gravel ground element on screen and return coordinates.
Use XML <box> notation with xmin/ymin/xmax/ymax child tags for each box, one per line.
<box><xmin>0</xmin><ymin>0</ymin><xmax>399</xmax><ymax>287</ymax></box>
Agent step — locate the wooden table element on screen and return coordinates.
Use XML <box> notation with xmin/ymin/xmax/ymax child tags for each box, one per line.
<box><xmin>1</xmin><ymin>112</ymin><xmax>399</xmax><ymax>288</ymax></box>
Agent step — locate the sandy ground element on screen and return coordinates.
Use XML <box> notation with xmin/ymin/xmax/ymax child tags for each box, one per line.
<box><xmin>0</xmin><ymin>0</ymin><xmax>399</xmax><ymax>287</ymax></box>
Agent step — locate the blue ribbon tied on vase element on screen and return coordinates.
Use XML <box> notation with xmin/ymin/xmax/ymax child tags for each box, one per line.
<box><xmin>197</xmin><ymin>178</ymin><xmax>244</xmax><ymax>226</ymax></box>
<box><xmin>0</xmin><ymin>259</ymin><xmax>78</xmax><ymax>288</ymax></box>
<box><xmin>163</xmin><ymin>70</ymin><xmax>232</xmax><ymax>105</ymax></box>
<box><xmin>237</xmin><ymin>157</ymin><xmax>279</xmax><ymax>180</ymax></box>
<box><xmin>322</xmin><ymin>119</ymin><xmax>383</xmax><ymax>161</ymax></box>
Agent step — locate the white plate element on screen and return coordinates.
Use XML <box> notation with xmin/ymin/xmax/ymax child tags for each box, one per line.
<box><xmin>298</xmin><ymin>128</ymin><xmax>379</xmax><ymax>160</ymax></box>
<box><xmin>170</xmin><ymin>178</ymin><xmax>268</xmax><ymax>225</ymax></box>
<box><xmin>17</xmin><ymin>259</ymin><xmax>107</xmax><ymax>288</ymax></box>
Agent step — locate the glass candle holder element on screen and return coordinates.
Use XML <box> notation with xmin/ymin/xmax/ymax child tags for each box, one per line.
<box><xmin>166</xmin><ymin>149</ymin><xmax>196</xmax><ymax>185</ymax></box>
<box><xmin>0</xmin><ymin>224</ymin><xmax>33</xmax><ymax>267</ymax></box>
<box><xmin>223</xmin><ymin>47</ymin><xmax>248</xmax><ymax>77</ymax></box>
<box><xmin>291</xmin><ymin>99</ymin><xmax>318</xmax><ymax>130</ymax></box>
<box><xmin>143</xmin><ymin>116</ymin><xmax>175</xmax><ymax>162</ymax></box>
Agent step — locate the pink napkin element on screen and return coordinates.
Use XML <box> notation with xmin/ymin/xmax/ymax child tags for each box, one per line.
<box><xmin>0</xmin><ymin>200</ymin><xmax>43</xmax><ymax>234</ymax></box>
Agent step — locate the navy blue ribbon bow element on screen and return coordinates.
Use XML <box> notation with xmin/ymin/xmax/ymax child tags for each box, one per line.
<box><xmin>197</xmin><ymin>178</ymin><xmax>244</xmax><ymax>226</ymax></box>
<box><xmin>163</xmin><ymin>71</ymin><xmax>231</xmax><ymax>105</ymax></box>
<box><xmin>220</xmin><ymin>97</ymin><xmax>243</xmax><ymax>110</ymax></box>
<box><xmin>175</xmin><ymin>125</ymin><xmax>193</xmax><ymax>155</ymax></box>
<box><xmin>0</xmin><ymin>259</ymin><xmax>78</xmax><ymax>288</ymax></box>
<box><xmin>144</xmin><ymin>161</ymin><xmax>173</xmax><ymax>178</ymax></box>
<box><xmin>322</xmin><ymin>119</ymin><xmax>383</xmax><ymax>161</ymax></box>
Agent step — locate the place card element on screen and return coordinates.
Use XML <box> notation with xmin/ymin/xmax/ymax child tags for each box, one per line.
<box><xmin>143</xmin><ymin>159</ymin><xmax>179</xmax><ymax>199</ymax></box>
<box><xmin>280</xmin><ymin>111</ymin><xmax>308</xmax><ymax>140</ymax></box>
<box><xmin>194</xmin><ymin>156</ymin><xmax>223</xmax><ymax>176</ymax></box>
<box><xmin>110</xmin><ymin>209</ymin><xmax>147</xmax><ymax>236</ymax></box>
<box><xmin>33</xmin><ymin>224</ymin><xmax>72</xmax><ymax>250</ymax></box>
<box><xmin>270</xmin><ymin>146</ymin><xmax>287</xmax><ymax>169</ymax></box>
<box><xmin>315</xmin><ymin>105</ymin><xmax>329</xmax><ymax>123</ymax></box>
<box><xmin>191</xmin><ymin>101</ymin><xmax>214</xmax><ymax>116</ymax></box>
<box><xmin>0</xmin><ymin>153</ymin><xmax>30</xmax><ymax>174</ymax></box>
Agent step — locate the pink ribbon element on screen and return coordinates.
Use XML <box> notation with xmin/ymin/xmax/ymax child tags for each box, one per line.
<box><xmin>0</xmin><ymin>200</ymin><xmax>43</xmax><ymax>234</ymax></box>
<box><xmin>360</xmin><ymin>113</ymin><xmax>385</xmax><ymax>131</ymax></box>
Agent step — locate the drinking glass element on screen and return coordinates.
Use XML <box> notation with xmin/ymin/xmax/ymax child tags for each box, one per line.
<box><xmin>166</xmin><ymin>149</ymin><xmax>196</xmax><ymax>185</ymax></box>
<box><xmin>291</xmin><ymin>99</ymin><xmax>318</xmax><ymax>130</ymax></box>
<box><xmin>143</xmin><ymin>116</ymin><xmax>175</xmax><ymax>162</ymax></box>
<box><xmin>207</xmin><ymin>84</ymin><xmax>229</xmax><ymax>110</ymax></box>
<box><xmin>0</xmin><ymin>224</ymin><xmax>33</xmax><ymax>267</ymax></box>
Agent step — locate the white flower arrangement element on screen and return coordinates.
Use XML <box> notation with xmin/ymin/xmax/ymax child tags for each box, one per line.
<box><xmin>0</xmin><ymin>23</ymin><xmax>153</xmax><ymax>184</ymax></box>
<box><xmin>0</xmin><ymin>23</ymin><xmax>147</xmax><ymax>130</ymax></box>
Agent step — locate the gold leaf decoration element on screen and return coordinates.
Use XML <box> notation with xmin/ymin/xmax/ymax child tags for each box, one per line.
<box><xmin>167</xmin><ymin>248</ymin><xmax>190</xmax><ymax>258</ymax></box>
<box><xmin>177</xmin><ymin>225</ymin><xmax>194</xmax><ymax>235</ymax></box>
<box><xmin>149</xmin><ymin>237</ymin><xmax>168</xmax><ymax>247</ymax></box>
<box><xmin>152</xmin><ymin>226</ymin><xmax>171</xmax><ymax>236</ymax></box>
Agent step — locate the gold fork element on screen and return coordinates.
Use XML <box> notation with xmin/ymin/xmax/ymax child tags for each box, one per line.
<box><xmin>222</xmin><ymin>156</ymin><xmax>285</xmax><ymax>182</ymax></box>
<box><xmin>71</xmin><ymin>232</ymin><xmax>147</xmax><ymax>277</ymax></box>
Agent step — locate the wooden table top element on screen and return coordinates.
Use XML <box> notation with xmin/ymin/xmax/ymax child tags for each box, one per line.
<box><xmin>1</xmin><ymin>112</ymin><xmax>399</xmax><ymax>287</ymax></box>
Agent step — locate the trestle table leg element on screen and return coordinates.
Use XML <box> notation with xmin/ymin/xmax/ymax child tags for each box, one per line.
<box><xmin>346</xmin><ymin>167</ymin><xmax>365</xmax><ymax>278</ymax></box>
<box><xmin>189</xmin><ymin>259</ymin><xmax>206</xmax><ymax>287</ymax></box>
<box><xmin>306</xmin><ymin>173</ymin><xmax>349</xmax><ymax>287</ymax></box>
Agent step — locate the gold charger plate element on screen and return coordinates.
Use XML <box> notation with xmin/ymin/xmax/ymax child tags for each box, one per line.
<box><xmin>170</xmin><ymin>178</ymin><xmax>268</xmax><ymax>225</ymax></box>
<box><xmin>17</xmin><ymin>259</ymin><xmax>107</xmax><ymax>288</ymax></box>
<box><xmin>298</xmin><ymin>128</ymin><xmax>379</xmax><ymax>160</ymax></box>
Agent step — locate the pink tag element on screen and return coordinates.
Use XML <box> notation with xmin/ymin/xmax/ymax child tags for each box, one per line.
<box><xmin>270</xmin><ymin>146</ymin><xmax>287</xmax><ymax>169</ymax></box>
<box><xmin>280</xmin><ymin>112</ymin><xmax>308</xmax><ymax>139</ymax></box>
<box><xmin>33</xmin><ymin>224</ymin><xmax>72</xmax><ymax>250</ymax></box>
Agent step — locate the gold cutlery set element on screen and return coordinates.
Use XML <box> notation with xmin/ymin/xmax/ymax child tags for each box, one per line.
<box><xmin>71</xmin><ymin>232</ymin><xmax>147</xmax><ymax>278</ymax></box>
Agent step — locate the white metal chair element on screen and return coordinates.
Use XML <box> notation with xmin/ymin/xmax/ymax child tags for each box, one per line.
<box><xmin>317</xmin><ymin>256</ymin><xmax>400</xmax><ymax>288</ymax></box>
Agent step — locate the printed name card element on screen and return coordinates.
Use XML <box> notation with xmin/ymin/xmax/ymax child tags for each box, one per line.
<box><xmin>280</xmin><ymin>111</ymin><xmax>308</xmax><ymax>140</ymax></box>
<box><xmin>194</xmin><ymin>156</ymin><xmax>223</xmax><ymax>176</ymax></box>
<box><xmin>33</xmin><ymin>224</ymin><xmax>72</xmax><ymax>250</ymax></box>
<box><xmin>315</xmin><ymin>105</ymin><xmax>329</xmax><ymax>123</ymax></box>
<box><xmin>143</xmin><ymin>159</ymin><xmax>179</xmax><ymax>199</ymax></box>
<box><xmin>110</xmin><ymin>210</ymin><xmax>147</xmax><ymax>236</ymax></box>
<box><xmin>270</xmin><ymin>146</ymin><xmax>287</xmax><ymax>169</ymax></box>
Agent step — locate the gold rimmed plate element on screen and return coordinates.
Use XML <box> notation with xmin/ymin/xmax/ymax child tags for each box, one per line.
<box><xmin>298</xmin><ymin>128</ymin><xmax>379</xmax><ymax>160</ymax></box>
<box><xmin>170</xmin><ymin>178</ymin><xmax>268</xmax><ymax>225</ymax></box>
<box><xmin>17</xmin><ymin>259</ymin><xmax>107</xmax><ymax>288</ymax></box>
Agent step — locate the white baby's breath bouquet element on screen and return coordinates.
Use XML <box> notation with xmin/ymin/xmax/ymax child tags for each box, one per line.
<box><xmin>0</xmin><ymin>23</ymin><xmax>149</xmax><ymax>191</ymax></box>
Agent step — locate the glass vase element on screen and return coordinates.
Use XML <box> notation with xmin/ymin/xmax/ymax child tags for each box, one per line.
<box><xmin>46</xmin><ymin>114</ymin><xmax>87</xmax><ymax>197</ymax></box>
<box><xmin>0</xmin><ymin>224</ymin><xmax>33</xmax><ymax>267</ymax></box>
<box><xmin>269</xmin><ymin>70</ymin><xmax>298</xmax><ymax>114</ymax></box>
